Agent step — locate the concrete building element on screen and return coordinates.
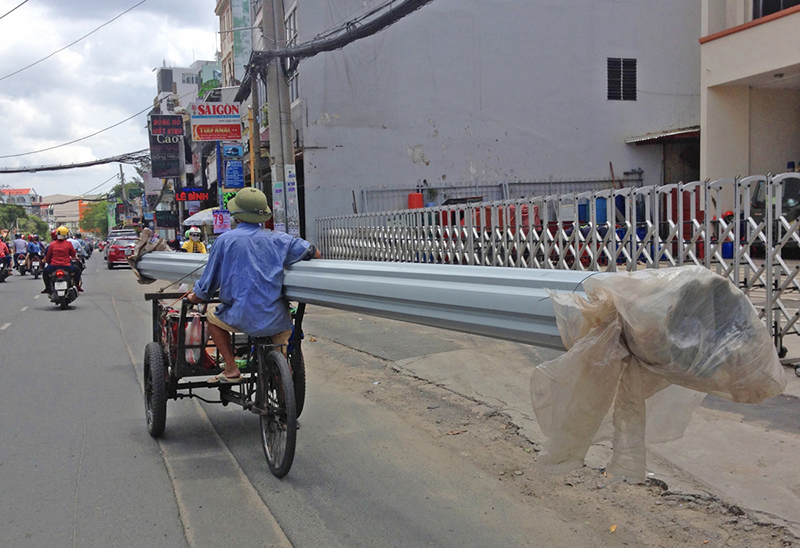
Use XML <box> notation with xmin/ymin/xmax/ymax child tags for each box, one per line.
<box><xmin>268</xmin><ymin>0</ymin><xmax>701</xmax><ymax>241</ymax></box>
<box><xmin>154</xmin><ymin>60</ymin><xmax>220</xmax><ymax>114</ymax></box>
<box><xmin>1</xmin><ymin>188</ymin><xmax>41</xmax><ymax>214</ymax></box>
<box><xmin>215</xmin><ymin>0</ymin><xmax>253</xmax><ymax>87</ymax></box>
<box><xmin>700</xmin><ymin>2</ymin><xmax>800</xmax><ymax>183</ymax></box>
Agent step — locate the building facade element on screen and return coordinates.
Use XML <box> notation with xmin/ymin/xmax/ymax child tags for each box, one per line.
<box><xmin>279</xmin><ymin>0</ymin><xmax>701</xmax><ymax>241</ymax></box>
<box><xmin>700</xmin><ymin>2</ymin><xmax>800</xmax><ymax>184</ymax></box>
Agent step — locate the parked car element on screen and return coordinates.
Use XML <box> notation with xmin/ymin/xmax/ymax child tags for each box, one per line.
<box><xmin>106</xmin><ymin>238</ymin><xmax>137</xmax><ymax>269</ymax></box>
<box><xmin>104</xmin><ymin>230</ymin><xmax>137</xmax><ymax>260</ymax></box>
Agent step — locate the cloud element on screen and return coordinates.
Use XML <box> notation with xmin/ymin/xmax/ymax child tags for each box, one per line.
<box><xmin>0</xmin><ymin>0</ymin><xmax>217</xmax><ymax>197</ymax></box>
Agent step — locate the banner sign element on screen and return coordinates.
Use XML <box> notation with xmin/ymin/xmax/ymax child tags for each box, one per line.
<box><xmin>213</xmin><ymin>209</ymin><xmax>231</xmax><ymax>234</ymax></box>
<box><xmin>175</xmin><ymin>187</ymin><xmax>209</xmax><ymax>202</ymax></box>
<box><xmin>149</xmin><ymin>115</ymin><xmax>183</xmax><ymax>178</ymax></box>
<box><xmin>154</xmin><ymin>210</ymin><xmax>179</xmax><ymax>228</ymax></box>
<box><xmin>223</xmin><ymin>144</ymin><xmax>243</xmax><ymax>157</ymax></box>
<box><xmin>224</xmin><ymin>160</ymin><xmax>244</xmax><ymax>189</ymax></box>
<box><xmin>189</xmin><ymin>102</ymin><xmax>242</xmax><ymax>141</ymax></box>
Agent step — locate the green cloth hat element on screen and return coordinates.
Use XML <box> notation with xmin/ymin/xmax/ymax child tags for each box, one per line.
<box><xmin>228</xmin><ymin>188</ymin><xmax>272</xmax><ymax>223</ymax></box>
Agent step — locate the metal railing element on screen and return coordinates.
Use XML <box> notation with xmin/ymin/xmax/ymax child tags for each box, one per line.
<box><xmin>318</xmin><ymin>174</ymin><xmax>800</xmax><ymax>353</ymax></box>
<box><xmin>135</xmin><ymin>253</ymin><xmax>597</xmax><ymax>350</ymax></box>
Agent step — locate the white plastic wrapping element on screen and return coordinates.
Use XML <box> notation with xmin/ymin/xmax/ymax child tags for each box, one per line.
<box><xmin>531</xmin><ymin>266</ymin><xmax>786</xmax><ymax>483</ymax></box>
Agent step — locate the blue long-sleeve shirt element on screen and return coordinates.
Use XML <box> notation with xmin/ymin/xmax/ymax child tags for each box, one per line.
<box><xmin>193</xmin><ymin>222</ymin><xmax>314</xmax><ymax>337</ymax></box>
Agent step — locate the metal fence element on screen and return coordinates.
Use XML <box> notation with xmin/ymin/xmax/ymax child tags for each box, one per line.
<box><xmin>361</xmin><ymin>176</ymin><xmax>644</xmax><ymax>213</ymax></box>
<box><xmin>318</xmin><ymin>174</ymin><xmax>800</xmax><ymax>354</ymax></box>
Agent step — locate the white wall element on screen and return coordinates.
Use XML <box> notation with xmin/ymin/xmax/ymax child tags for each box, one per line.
<box><xmin>750</xmin><ymin>88</ymin><xmax>800</xmax><ymax>174</ymax></box>
<box><xmin>296</xmin><ymin>0</ymin><xmax>701</xmax><ymax>242</ymax></box>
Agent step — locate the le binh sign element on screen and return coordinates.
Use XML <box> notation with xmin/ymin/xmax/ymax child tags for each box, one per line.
<box><xmin>189</xmin><ymin>102</ymin><xmax>242</xmax><ymax>142</ymax></box>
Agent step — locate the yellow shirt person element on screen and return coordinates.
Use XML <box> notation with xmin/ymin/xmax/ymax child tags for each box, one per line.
<box><xmin>182</xmin><ymin>239</ymin><xmax>207</xmax><ymax>253</ymax></box>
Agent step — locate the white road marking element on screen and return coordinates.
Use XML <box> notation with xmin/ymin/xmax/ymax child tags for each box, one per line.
<box><xmin>0</xmin><ymin>323</ymin><xmax>10</xmax><ymax>330</ymax></box>
<box><xmin>20</xmin><ymin>307</ymin><xmax>28</xmax><ymax>312</ymax></box>
<box><xmin>95</xmin><ymin>269</ymin><xmax>99</xmax><ymax>273</ymax></box>
<box><xmin>34</xmin><ymin>295</ymin><xmax>40</xmax><ymax>299</ymax></box>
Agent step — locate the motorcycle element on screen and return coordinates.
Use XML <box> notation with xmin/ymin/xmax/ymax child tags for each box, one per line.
<box><xmin>15</xmin><ymin>253</ymin><xmax>27</xmax><ymax>275</ymax></box>
<box><xmin>30</xmin><ymin>255</ymin><xmax>42</xmax><ymax>279</ymax></box>
<box><xmin>50</xmin><ymin>266</ymin><xmax>79</xmax><ymax>309</ymax></box>
<box><xmin>0</xmin><ymin>259</ymin><xmax>10</xmax><ymax>282</ymax></box>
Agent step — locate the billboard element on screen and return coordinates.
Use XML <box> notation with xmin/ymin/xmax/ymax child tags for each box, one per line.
<box><xmin>149</xmin><ymin>115</ymin><xmax>183</xmax><ymax>178</ymax></box>
<box><xmin>189</xmin><ymin>102</ymin><xmax>242</xmax><ymax>141</ymax></box>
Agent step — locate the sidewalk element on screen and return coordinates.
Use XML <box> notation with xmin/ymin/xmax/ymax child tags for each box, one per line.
<box><xmin>304</xmin><ymin>305</ymin><xmax>800</xmax><ymax>536</ymax></box>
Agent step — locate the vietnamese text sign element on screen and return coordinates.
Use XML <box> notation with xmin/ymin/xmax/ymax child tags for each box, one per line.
<box><xmin>189</xmin><ymin>102</ymin><xmax>242</xmax><ymax>141</ymax></box>
<box><xmin>224</xmin><ymin>160</ymin><xmax>244</xmax><ymax>189</ymax></box>
<box><xmin>175</xmin><ymin>188</ymin><xmax>209</xmax><ymax>202</ymax></box>
<box><xmin>149</xmin><ymin>115</ymin><xmax>183</xmax><ymax>178</ymax></box>
<box><xmin>213</xmin><ymin>209</ymin><xmax>231</xmax><ymax>234</ymax></box>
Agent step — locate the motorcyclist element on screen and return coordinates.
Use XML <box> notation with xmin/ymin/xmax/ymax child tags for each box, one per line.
<box><xmin>0</xmin><ymin>238</ymin><xmax>10</xmax><ymax>273</ymax></box>
<box><xmin>68</xmin><ymin>231</ymin><xmax>88</xmax><ymax>261</ymax></box>
<box><xmin>43</xmin><ymin>226</ymin><xmax>81</xmax><ymax>293</ymax></box>
<box><xmin>12</xmin><ymin>233</ymin><xmax>27</xmax><ymax>269</ymax></box>
<box><xmin>25</xmin><ymin>235</ymin><xmax>43</xmax><ymax>270</ymax></box>
<box><xmin>74</xmin><ymin>231</ymin><xmax>91</xmax><ymax>257</ymax></box>
<box><xmin>181</xmin><ymin>226</ymin><xmax>207</xmax><ymax>253</ymax></box>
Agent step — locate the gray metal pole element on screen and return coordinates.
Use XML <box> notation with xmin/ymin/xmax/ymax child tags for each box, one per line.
<box><xmin>263</xmin><ymin>0</ymin><xmax>290</xmax><ymax>232</ymax></box>
<box><xmin>251</xmin><ymin>77</ymin><xmax>262</xmax><ymax>191</ymax></box>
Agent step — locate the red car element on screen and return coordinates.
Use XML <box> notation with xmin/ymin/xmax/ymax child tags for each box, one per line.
<box><xmin>106</xmin><ymin>238</ymin><xmax>137</xmax><ymax>269</ymax></box>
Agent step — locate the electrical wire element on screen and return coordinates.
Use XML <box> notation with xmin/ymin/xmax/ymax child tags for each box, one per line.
<box><xmin>0</xmin><ymin>149</ymin><xmax>149</xmax><ymax>173</ymax></box>
<box><xmin>0</xmin><ymin>0</ymin><xmax>148</xmax><ymax>83</ymax></box>
<box><xmin>46</xmin><ymin>173</ymin><xmax>120</xmax><ymax>205</ymax></box>
<box><xmin>236</xmin><ymin>0</ymin><xmax>435</xmax><ymax>102</ymax></box>
<box><xmin>0</xmin><ymin>0</ymin><xmax>29</xmax><ymax>20</ymax></box>
<box><xmin>0</xmin><ymin>105</ymin><xmax>154</xmax><ymax>159</ymax></box>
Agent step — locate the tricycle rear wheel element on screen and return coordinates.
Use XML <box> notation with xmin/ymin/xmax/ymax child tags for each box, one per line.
<box><xmin>291</xmin><ymin>350</ymin><xmax>306</xmax><ymax>419</ymax></box>
<box><xmin>144</xmin><ymin>342</ymin><xmax>168</xmax><ymax>437</ymax></box>
<box><xmin>257</xmin><ymin>348</ymin><xmax>296</xmax><ymax>478</ymax></box>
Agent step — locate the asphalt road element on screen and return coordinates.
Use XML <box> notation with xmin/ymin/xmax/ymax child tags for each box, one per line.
<box><xmin>0</xmin><ymin>257</ymin><xmax>598</xmax><ymax>548</ymax></box>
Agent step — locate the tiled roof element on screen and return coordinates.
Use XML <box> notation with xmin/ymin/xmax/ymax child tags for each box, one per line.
<box><xmin>1</xmin><ymin>188</ymin><xmax>32</xmax><ymax>195</ymax></box>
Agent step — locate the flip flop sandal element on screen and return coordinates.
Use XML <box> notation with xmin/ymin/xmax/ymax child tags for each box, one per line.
<box><xmin>207</xmin><ymin>372</ymin><xmax>243</xmax><ymax>384</ymax></box>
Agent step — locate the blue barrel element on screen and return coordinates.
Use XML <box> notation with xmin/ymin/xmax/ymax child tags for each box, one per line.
<box><xmin>595</xmin><ymin>198</ymin><xmax>608</xmax><ymax>224</ymax></box>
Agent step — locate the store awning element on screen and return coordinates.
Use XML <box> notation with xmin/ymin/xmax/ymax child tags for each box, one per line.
<box><xmin>625</xmin><ymin>126</ymin><xmax>700</xmax><ymax>145</ymax></box>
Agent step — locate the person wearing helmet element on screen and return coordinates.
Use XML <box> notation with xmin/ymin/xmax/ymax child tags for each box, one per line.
<box><xmin>25</xmin><ymin>233</ymin><xmax>43</xmax><ymax>271</ymax></box>
<box><xmin>43</xmin><ymin>226</ymin><xmax>81</xmax><ymax>293</ymax></box>
<box><xmin>0</xmin><ymin>237</ymin><xmax>10</xmax><ymax>274</ymax></box>
<box><xmin>181</xmin><ymin>226</ymin><xmax>207</xmax><ymax>253</ymax></box>
<box><xmin>187</xmin><ymin>188</ymin><xmax>320</xmax><ymax>383</ymax></box>
<box><xmin>12</xmin><ymin>233</ymin><xmax>27</xmax><ymax>270</ymax></box>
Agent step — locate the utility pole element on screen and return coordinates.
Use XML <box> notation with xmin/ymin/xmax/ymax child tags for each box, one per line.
<box><xmin>120</xmin><ymin>165</ymin><xmax>126</xmax><ymax>228</ymax></box>
<box><xmin>263</xmin><ymin>0</ymin><xmax>299</xmax><ymax>235</ymax></box>
<box><xmin>250</xmin><ymin>77</ymin><xmax>262</xmax><ymax>191</ymax></box>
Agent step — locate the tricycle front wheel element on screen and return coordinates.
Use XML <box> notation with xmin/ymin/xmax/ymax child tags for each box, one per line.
<box><xmin>144</xmin><ymin>342</ymin><xmax>168</xmax><ymax>437</ymax></box>
<box><xmin>257</xmin><ymin>348</ymin><xmax>296</xmax><ymax>478</ymax></box>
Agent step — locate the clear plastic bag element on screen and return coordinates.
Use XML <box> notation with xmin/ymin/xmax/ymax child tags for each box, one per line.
<box><xmin>185</xmin><ymin>312</ymin><xmax>208</xmax><ymax>365</ymax></box>
<box><xmin>531</xmin><ymin>266</ymin><xmax>786</xmax><ymax>483</ymax></box>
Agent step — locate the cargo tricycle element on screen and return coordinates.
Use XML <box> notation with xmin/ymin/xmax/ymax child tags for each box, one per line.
<box><xmin>142</xmin><ymin>291</ymin><xmax>306</xmax><ymax>478</ymax></box>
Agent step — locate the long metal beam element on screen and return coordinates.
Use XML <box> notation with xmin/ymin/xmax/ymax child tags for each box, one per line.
<box><xmin>136</xmin><ymin>253</ymin><xmax>599</xmax><ymax>350</ymax></box>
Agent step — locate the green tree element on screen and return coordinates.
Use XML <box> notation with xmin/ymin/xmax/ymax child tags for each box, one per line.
<box><xmin>80</xmin><ymin>201</ymin><xmax>109</xmax><ymax>235</ymax></box>
<box><xmin>0</xmin><ymin>204</ymin><xmax>27</xmax><ymax>232</ymax></box>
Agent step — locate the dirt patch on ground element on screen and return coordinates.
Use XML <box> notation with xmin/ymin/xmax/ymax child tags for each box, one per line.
<box><xmin>314</xmin><ymin>336</ymin><xmax>798</xmax><ymax>548</ymax></box>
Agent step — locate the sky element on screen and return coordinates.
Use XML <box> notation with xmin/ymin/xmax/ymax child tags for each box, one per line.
<box><xmin>0</xmin><ymin>0</ymin><xmax>218</xmax><ymax>199</ymax></box>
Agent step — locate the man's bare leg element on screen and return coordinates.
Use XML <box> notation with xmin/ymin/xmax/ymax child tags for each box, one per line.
<box><xmin>207</xmin><ymin>322</ymin><xmax>240</xmax><ymax>378</ymax></box>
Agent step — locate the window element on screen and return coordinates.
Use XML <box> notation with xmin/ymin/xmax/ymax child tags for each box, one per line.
<box><xmin>607</xmin><ymin>58</ymin><xmax>637</xmax><ymax>101</ymax></box>
<box><xmin>285</xmin><ymin>5</ymin><xmax>299</xmax><ymax>103</ymax></box>
<box><xmin>753</xmin><ymin>0</ymin><xmax>800</xmax><ymax>19</ymax></box>
<box><xmin>182</xmin><ymin>73</ymin><xmax>198</xmax><ymax>85</ymax></box>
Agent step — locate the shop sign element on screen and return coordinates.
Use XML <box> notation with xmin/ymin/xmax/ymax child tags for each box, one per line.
<box><xmin>149</xmin><ymin>115</ymin><xmax>183</xmax><ymax>177</ymax></box>
<box><xmin>189</xmin><ymin>102</ymin><xmax>242</xmax><ymax>141</ymax></box>
<box><xmin>154</xmin><ymin>211</ymin><xmax>179</xmax><ymax>228</ymax></box>
<box><xmin>175</xmin><ymin>188</ymin><xmax>209</xmax><ymax>202</ymax></box>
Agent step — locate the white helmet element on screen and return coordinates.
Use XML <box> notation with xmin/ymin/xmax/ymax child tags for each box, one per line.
<box><xmin>188</xmin><ymin>226</ymin><xmax>201</xmax><ymax>240</ymax></box>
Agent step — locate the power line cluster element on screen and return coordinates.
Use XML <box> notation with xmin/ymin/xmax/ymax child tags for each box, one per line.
<box><xmin>0</xmin><ymin>149</ymin><xmax>149</xmax><ymax>174</ymax></box>
<box><xmin>236</xmin><ymin>0</ymin><xmax>435</xmax><ymax>102</ymax></box>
